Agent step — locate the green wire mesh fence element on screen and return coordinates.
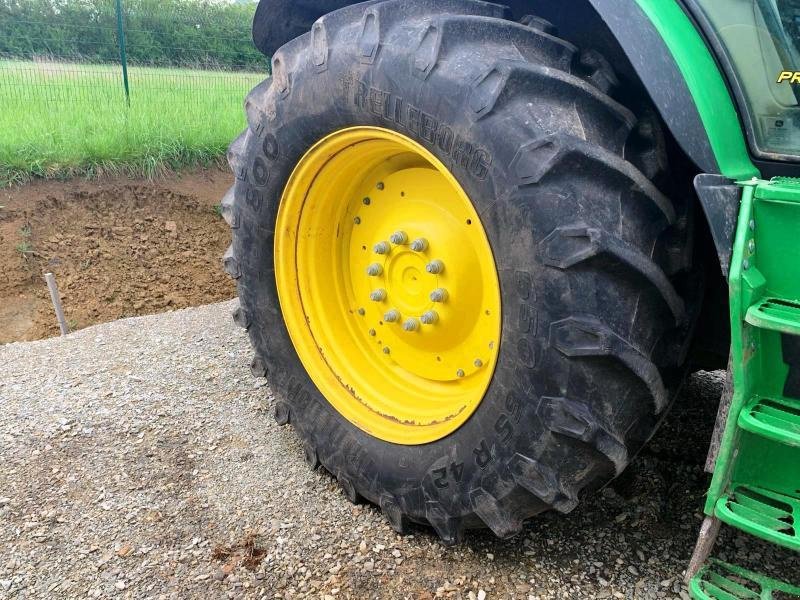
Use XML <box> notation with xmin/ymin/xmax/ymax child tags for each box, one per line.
<box><xmin>0</xmin><ymin>0</ymin><xmax>269</xmax><ymax>184</ymax></box>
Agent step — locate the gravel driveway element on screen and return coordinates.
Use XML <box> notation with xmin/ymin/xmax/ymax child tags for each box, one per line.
<box><xmin>1</xmin><ymin>300</ymin><xmax>797</xmax><ymax>599</ymax></box>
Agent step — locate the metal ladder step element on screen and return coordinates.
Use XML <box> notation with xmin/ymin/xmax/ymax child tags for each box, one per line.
<box><xmin>739</xmin><ymin>396</ymin><xmax>800</xmax><ymax>447</ymax></box>
<box><xmin>714</xmin><ymin>485</ymin><xmax>800</xmax><ymax>551</ymax></box>
<box><xmin>745</xmin><ymin>297</ymin><xmax>800</xmax><ymax>336</ymax></box>
<box><xmin>690</xmin><ymin>559</ymin><xmax>800</xmax><ymax>599</ymax></box>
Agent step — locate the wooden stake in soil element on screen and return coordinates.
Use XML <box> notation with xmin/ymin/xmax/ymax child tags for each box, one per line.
<box><xmin>44</xmin><ymin>273</ymin><xmax>69</xmax><ymax>336</ymax></box>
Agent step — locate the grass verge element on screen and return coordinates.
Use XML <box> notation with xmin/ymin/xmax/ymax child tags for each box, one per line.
<box><xmin>0</xmin><ymin>59</ymin><xmax>264</xmax><ymax>186</ymax></box>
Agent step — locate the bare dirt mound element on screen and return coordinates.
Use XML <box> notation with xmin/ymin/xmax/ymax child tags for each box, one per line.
<box><xmin>0</xmin><ymin>168</ymin><xmax>236</xmax><ymax>343</ymax></box>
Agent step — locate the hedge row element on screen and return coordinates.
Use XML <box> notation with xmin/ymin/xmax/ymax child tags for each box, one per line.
<box><xmin>0</xmin><ymin>0</ymin><xmax>267</xmax><ymax>71</ymax></box>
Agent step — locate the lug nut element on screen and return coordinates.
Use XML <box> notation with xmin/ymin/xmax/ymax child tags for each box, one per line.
<box><xmin>383</xmin><ymin>346</ymin><xmax>391</xmax><ymax>354</ymax></box>
<box><xmin>403</xmin><ymin>318</ymin><xmax>420</xmax><ymax>332</ymax></box>
<box><xmin>426</xmin><ymin>260</ymin><xmax>444</xmax><ymax>274</ymax></box>
<box><xmin>366</xmin><ymin>263</ymin><xmax>383</xmax><ymax>276</ymax></box>
<box><xmin>456</xmin><ymin>369</ymin><xmax>465</xmax><ymax>378</ymax></box>
<box><xmin>384</xmin><ymin>309</ymin><xmax>400</xmax><ymax>323</ymax></box>
<box><xmin>474</xmin><ymin>359</ymin><xmax>483</xmax><ymax>368</ymax></box>
<box><xmin>369</xmin><ymin>329</ymin><xmax>376</xmax><ymax>336</ymax></box>
<box><xmin>420</xmin><ymin>310</ymin><xmax>438</xmax><ymax>325</ymax></box>
<box><xmin>410</xmin><ymin>238</ymin><xmax>428</xmax><ymax>252</ymax></box>
<box><xmin>370</xmin><ymin>289</ymin><xmax>387</xmax><ymax>302</ymax></box>
<box><xmin>374</xmin><ymin>241</ymin><xmax>390</xmax><ymax>255</ymax></box>
<box><xmin>390</xmin><ymin>231</ymin><xmax>408</xmax><ymax>245</ymax></box>
<box><xmin>430</xmin><ymin>288</ymin><xmax>448</xmax><ymax>303</ymax></box>
<box><xmin>362</xmin><ymin>197</ymin><xmax>371</xmax><ymax>205</ymax></box>
<box><xmin>357</xmin><ymin>307</ymin><xmax>366</xmax><ymax>316</ymax></box>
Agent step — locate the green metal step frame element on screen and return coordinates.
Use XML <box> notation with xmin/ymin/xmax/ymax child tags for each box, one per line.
<box><xmin>689</xmin><ymin>178</ymin><xmax>800</xmax><ymax>598</ymax></box>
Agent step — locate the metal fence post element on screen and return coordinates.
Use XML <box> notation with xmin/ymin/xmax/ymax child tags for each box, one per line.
<box><xmin>115</xmin><ymin>0</ymin><xmax>130</xmax><ymax>106</ymax></box>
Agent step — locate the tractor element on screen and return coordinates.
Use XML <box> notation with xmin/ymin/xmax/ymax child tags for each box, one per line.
<box><xmin>220</xmin><ymin>1</ymin><xmax>800</xmax><ymax>595</ymax></box>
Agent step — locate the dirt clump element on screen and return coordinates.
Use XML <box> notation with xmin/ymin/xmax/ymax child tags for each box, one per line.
<box><xmin>0</xmin><ymin>168</ymin><xmax>236</xmax><ymax>342</ymax></box>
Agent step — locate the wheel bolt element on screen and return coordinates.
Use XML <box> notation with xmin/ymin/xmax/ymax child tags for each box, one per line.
<box><xmin>383</xmin><ymin>347</ymin><xmax>391</xmax><ymax>354</ymax></box>
<box><xmin>384</xmin><ymin>309</ymin><xmax>400</xmax><ymax>323</ymax></box>
<box><xmin>390</xmin><ymin>231</ymin><xmax>408</xmax><ymax>245</ymax></box>
<box><xmin>357</xmin><ymin>307</ymin><xmax>366</xmax><ymax>316</ymax></box>
<box><xmin>420</xmin><ymin>310</ymin><xmax>438</xmax><ymax>325</ymax></box>
<box><xmin>373</xmin><ymin>241</ymin><xmax>390</xmax><ymax>255</ymax></box>
<box><xmin>474</xmin><ymin>359</ymin><xmax>483</xmax><ymax>368</ymax></box>
<box><xmin>426</xmin><ymin>260</ymin><xmax>444</xmax><ymax>274</ymax></box>
<box><xmin>456</xmin><ymin>369</ymin><xmax>465</xmax><ymax>378</ymax></box>
<box><xmin>430</xmin><ymin>288</ymin><xmax>448</xmax><ymax>303</ymax></box>
<box><xmin>366</xmin><ymin>263</ymin><xmax>383</xmax><ymax>276</ymax></box>
<box><xmin>403</xmin><ymin>318</ymin><xmax>420</xmax><ymax>332</ymax></box>
<box><xmin>410</xmin><ymin>238</ymin><xmax>428</xmax><ymax>252</ymax></box>
<box><xmin>370</xmin><ymin>289</ymin><xmax>387</xmax><ymax>302</ymax></box>
<box><xmin>369</xmin><ymin>329</ymin><xmax>376</xmax><ymax>336</ymax></box>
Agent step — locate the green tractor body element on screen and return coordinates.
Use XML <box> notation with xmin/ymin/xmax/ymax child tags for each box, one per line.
<box><xmin>224</xmin><ymin>0</ymin><xmax>800</xmax><ymax>595</ymax></box>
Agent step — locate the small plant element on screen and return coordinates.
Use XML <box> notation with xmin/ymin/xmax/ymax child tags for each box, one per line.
<box><xmin>213</xmin><ymin>203</ymin><xmax>223</xmax><ymax>217</ymax></box>
<box><xmin>15</xmin><ymin>241</ymin><xmax>32</xmax><ymax>255</ymax></box>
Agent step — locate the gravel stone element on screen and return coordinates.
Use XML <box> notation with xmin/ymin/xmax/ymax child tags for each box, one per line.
<box><xmin>1</xmin><ymin>300</ymin><xmax>798</xmax><ymax>598</ymax></box>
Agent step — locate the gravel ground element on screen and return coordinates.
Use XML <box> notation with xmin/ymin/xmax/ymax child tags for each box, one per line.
<box><xmin>1</xmin><ymin>299</ymin><xmax>798</xmax><ymax>599</ymax></box>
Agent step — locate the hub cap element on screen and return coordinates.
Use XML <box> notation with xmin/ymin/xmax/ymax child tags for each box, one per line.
<box><xmin>274</xmin><ymin>127</ymin><xmax>501</xmax><ymax>444</ymax></box>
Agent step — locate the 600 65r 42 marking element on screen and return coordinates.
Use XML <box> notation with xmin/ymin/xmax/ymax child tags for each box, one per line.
<box><xmin>223</xmin><ymin>0</ymin><xmax>697</xmax><ymax>543</ymax></box>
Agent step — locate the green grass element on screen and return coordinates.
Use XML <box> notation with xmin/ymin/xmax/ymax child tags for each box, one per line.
<box><xmin>0</xmin><ymin>59</ymin><xmax>265</xmax><ymax>186</ymax></box>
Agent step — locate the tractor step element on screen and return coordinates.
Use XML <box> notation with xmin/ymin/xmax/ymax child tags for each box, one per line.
<box><xmin>690</xmin><ymin>559</ymin><xmax>800</xmax><ymax>599</ymax></box>
<box><xmin>739</xmin><ymin>396</ymin><xmax>800</xmax><ymax>446</ymax></box>
<box><xmin>745</xmin><ymin>297</ymin><xmax>800</xmax><ymax>336</ymax></box>
<box><xmin>715</xmin><ymin>485</ymin><xmax>800</xmax><ymax>551</ymax></box>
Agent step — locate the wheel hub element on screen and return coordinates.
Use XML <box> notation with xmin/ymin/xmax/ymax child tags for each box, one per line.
<box><xmin>274</xmin><ymin>127</ymin><xmax>502</xmax><ymax>444</ymax></box>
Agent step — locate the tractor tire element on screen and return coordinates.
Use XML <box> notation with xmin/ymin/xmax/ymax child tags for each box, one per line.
<box><xmin>223</xmin><ymin>0</ymin><xmax>698</xmax><ymax>543</ymax></box>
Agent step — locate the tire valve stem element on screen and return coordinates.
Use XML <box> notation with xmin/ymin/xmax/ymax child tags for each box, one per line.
<box><xmin>420</xmin><ymin>311</ymin><xmax>438</xmax><ymax>325</ymax></box>
<box><xmin>426</xmin><ymin>260</ymin><xmax>444</xmax><ymax>274</ymax></box>
<box><xmin>429</xmin><ymin>288</ymin><xmax>448</xmax><ymax>303</ymax></box>
<box><xmin>373</xmin><ymin>241</ymin><xmax>390</xmax><ymax>255</ymax></box>
<box><xmin>366</xmin><ymin>263</ymin><xmax>383</xmax><ymax>276</ymax></box>
<box><xmin>370</xmin><ymin>289</ymin><xmax>387</xmax><ymax>302</ymax></box>
<box><xmin>456</xmin><ymin>369</ymin><xmax>465</xmax><ymax>378</ymax></box>
<box><xmin>390</xmin><ymin>231</ymin><xmax>408</xmax><ymax>245</ymax></box>
<box><xmin>384</xmin><ymin>309</ymin><xmax>400</xmax><ymax>323</ymax></box>
<box><xmin>402</xmin><ymin>318</ymin><xmax>420</xmax><ymax>332</ymax></box>
<box><xmin>410</xmin><ymin>238</ymin><xmax>428</xmax><ymax>252</ymax></box>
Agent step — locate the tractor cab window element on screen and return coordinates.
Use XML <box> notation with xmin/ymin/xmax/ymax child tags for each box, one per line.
<box><xmin>696</xmin><ymin>0</ymin><xmax>800</xmax><ymax>161</ymax></box>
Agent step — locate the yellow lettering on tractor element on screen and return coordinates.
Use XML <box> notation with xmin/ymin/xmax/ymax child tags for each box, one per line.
<box><xmin>777</xmin><ymin>71</ymin><xmax>800</xmax><ymax>83</ymax></box>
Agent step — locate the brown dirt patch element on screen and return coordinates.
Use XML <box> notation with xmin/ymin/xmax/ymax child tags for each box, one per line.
<box><xmin>0</xmin><ymin>167</ymin><xmax>236</xmax><ymax>343</ymax></box>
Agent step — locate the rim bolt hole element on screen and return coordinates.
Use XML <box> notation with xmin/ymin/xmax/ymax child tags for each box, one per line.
<box><xmin>410</xmin><ymin>238</ymin><xmax>428</xmax><ymax>252</ymax></box>
<box><xmin>373</xmin><ymin>241</ymin><xmax>390</xmax><ymax>255</ymax></box>
<box><xmin>426</xmin><ymin>260</ymin><xmax>444</xmax><ymax>275</ymax></box>
<box><xmin>370</xmin><ymin>289</ymin><xmax>387</xmax><ymax>302</ymax></box>
<box><xmin>390</xmin><ymin>231</ymin><xmax>408</xmax><ymax>245</ymax></box>
<box><xmin>366</xmin><ymin>263</ymin><xmax>383</xmax><ymax>277</ymax></box>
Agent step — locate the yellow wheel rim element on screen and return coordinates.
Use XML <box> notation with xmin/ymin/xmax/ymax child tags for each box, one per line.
<box><xmin>275</xmin><ymin>127</ymin><xmax>501</xmax><ymax>444</ymax></box>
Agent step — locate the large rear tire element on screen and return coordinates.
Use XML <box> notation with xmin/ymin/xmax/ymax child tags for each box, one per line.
<box><xmin>223</xmin><ymin>0</ymin><xmax>698</xmax><ymax>542</ymax></box>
